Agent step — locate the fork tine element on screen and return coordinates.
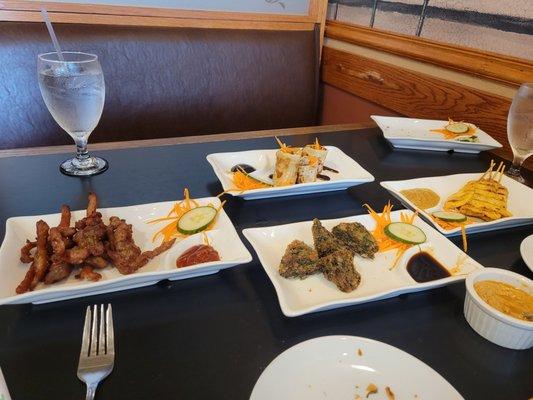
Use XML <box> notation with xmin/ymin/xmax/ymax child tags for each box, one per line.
<box><xmin>79</xmin><ymin>306</ymin><xmax>91</xmax><ymax>358</ymax></box>
<box><xmin>106</xmin><ymin>304</ymin><xmax>115</xmax><ymax>356</ymax></box>
<box><xmin>90</xmin><ymin>304</ymin><xmax>98</xmax><ymax>356</ymax></box>
<box><xmin>98</xmin><ymin>304</ymin><xmax>106</xmax><ymax>355</ymax></box>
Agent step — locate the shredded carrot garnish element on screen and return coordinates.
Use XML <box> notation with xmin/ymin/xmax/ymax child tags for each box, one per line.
<box><xmin>275</xmin><ymin>136</ymin><xmax>300</xmax><ymax>154</ymax></box>
<box><xmin>431</xmin><ymin>216</ymin><xmax>470</xmax><ymax>252</ymax></box>
<box><xmin>148</xmin><ymin>188</ymin><xmax>223</xmax><ymax>243</ymax></box>
<box><xmin>311</xmin><ymin>137</ymin><xmax>323</xmax><ymax>150</ymax></box>
<box><xmin>364</xmin><ymin>202</ymin><xmax>418</xmax><ymax>270</ymax></box>
<box><xmin>232</xmin><ymin>170</ymin><xmax>269</xmax><ymax>190</ymax></box>
<box><xmin>430</xmin><ymin>118</ymin><xmax>476</xmax><ymax>139</ymax></box>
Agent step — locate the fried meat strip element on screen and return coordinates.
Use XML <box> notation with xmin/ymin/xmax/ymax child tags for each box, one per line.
<box><xmin>72</xmin><ymin>193</ymin><xmax>107</xmax><ymax>258</ymax></box>
<box><xmin>44</xmin><ymin>261</ymin><xmax>73</xmax><ymax>284</ymax></box>
<box><xmin>42</xmin><ymin>206</ymin><xmax>77</xmax><ymax>285</ymax></box>
<box><xmin>129</xmin><ymin>238</ymin><xmax>176</xmax><ymax>271</ymax></box>
<box><xmin>29</xmin><ymin>220</ymin><xmax>51</xmax><ymax>289</ymax></box>
<box><xmin>64</xmin><ymin>246</ymin><xmax>90</xmax><ymax>265</ymax></box>
<box><xmin>75</xmin><ymin>265</ymin><xmax>102</xmax><ymax>281</ymax></box>
<box><xmin>16</xmin><ymin>265</ymin><xmax>36</xmax><ymax>294</ymax></box>
<box><xmin>85</xmin><ymin>256</ymin><xmax>109</xmax><ymax>269</ymax></box>
<box><xmin>106</xmin><ymin>217</ymin><xmax>175</xmax><ymax>274</ymax></box>
<box><xmin>73</xmin><ymin>224</ymin><xmax>107</xmax><ymax>256</ymax></box>
<box><xmin>49</xmin><ymin>227</ymin><xmax>66</xmax><ymax>256</ymax></box>
<box><xmin>20</xmin><ymin>240</ymin><xmax>36</xmax><ymax>263</ymax></box>
<box><xmin>57</xmin><ymin>205</ymin><xmax>76</xmax><ymax>237</ymax></box>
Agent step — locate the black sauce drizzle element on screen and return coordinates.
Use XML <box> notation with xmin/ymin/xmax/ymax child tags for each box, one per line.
<box><xmin>323</xmin><ymin>165</ymin><xmax>339</xmax><ymax>173</ymax></box>
<box><xmin>230</xmin><ymin>164</ymin><xmax>256</xmax><ymax>174</ymax></box>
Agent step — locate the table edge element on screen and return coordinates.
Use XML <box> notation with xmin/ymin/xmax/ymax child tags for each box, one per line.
<box><xmin>0</xmin><ymin>123</ymin><xmax>377</xmax><ymax>158</ymax></box>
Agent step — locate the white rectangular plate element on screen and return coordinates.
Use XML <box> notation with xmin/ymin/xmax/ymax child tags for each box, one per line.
<box><xmin>0</xmin><ymin>197</ymin><xmax>252</xmax><ymax>304</ymax></box>
<box><xmin>206</xmin><ymin>146</ymin><xmax>374</xmax><ymax>200</ymax></box>
<box><xmin>381</xmin><ymin>173</ymin><xmax>533</xmax><ymax>236</ymax></box>
<box><xmin>372</xmin><ymin>115</ymin><xmax>502</xmax><ymax>154</ymax></box>
<box><xmin>243</xmin><ymin>211</ymin><xmax>483</xmax><ymax>317</ymax></box>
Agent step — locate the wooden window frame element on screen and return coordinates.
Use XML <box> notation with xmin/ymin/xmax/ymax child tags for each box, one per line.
<box><xmin>0</xmin><ymin>0</ymin><xmax>327</xmax><ymax>32</ymax></box>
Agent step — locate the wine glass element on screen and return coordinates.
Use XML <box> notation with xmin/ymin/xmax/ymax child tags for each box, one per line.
<box><xmin>38</xmin><ymin>51</ymin><xmax>108</xmax><ymax>176</ymax></box>
<box><xmin>506</xmin><ymin>83</ymin><xmax>533</xmax><ymax>184</ymax></box>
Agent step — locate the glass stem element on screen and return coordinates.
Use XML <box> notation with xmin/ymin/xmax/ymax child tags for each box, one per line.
<box><xmin>76</xmin><ymin>138</ymin><xmax>89</xmax><ymax>162</ymax></box>
<box><xmin>507</xmin><ymin>154</ymin><xmax>524</xmax><ymax>177</ymax></box>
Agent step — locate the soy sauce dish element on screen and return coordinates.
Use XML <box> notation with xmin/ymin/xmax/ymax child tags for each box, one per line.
<box><xmin>464</xmin><ymin>268</ymin><xmax>533</xmax><ymax>350</ymax></box>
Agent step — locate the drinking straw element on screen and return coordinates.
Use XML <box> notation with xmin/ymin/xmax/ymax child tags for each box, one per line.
<box><xmin>41</xmin><ymin>8</ymin><xmax>65</xmax><ymax>61</ymax></box>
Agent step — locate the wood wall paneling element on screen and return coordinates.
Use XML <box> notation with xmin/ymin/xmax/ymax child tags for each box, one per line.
<box><xmin>325</xmin><ymin>21</ymin><xmax>533</xmax><ymax>86</ymax></box>
<box><xmin>320</xmin><ymin>83</ymin><xmax>400</xmax><ymax>125</ymax></box>
<box><xmin>321</xmin><ymin>46</ymin><xmax>517</xmax><ymax>161</ymax></box>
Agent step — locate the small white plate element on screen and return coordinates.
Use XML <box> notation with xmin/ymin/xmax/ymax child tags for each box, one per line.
<box><xmin>0</xmin><ymin>197</ymin><xmax>252</xmax><ymax>304</ymax></box>
<box><xmin>520</xmin><ymin>234</ymin><xmax>533</xmax><ymax>273</ymax></box>
<box><xmin>372</xmin><ymin>115</ymin><xmax>502</xmax><ymax>153</ymax></box>
<box><xmin>243</xmin><ymin>210</ymin><xmax>482</xmax><ymax>317</ymax></box>
<box><xmin>206</xmin><ymin>146</ymin><xmax>374</xmax><ymax>200</ymax></box>
<box><xmin>250</xmin><ymin>335</ymin><xmax>464</xmax><ymax>400</ymax></box>
<box><xmin>381</xmin><ymin>173</ymin><xmax>533</xmax><ymax>236</ymax></box>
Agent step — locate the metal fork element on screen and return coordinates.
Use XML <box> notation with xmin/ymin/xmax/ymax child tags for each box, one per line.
<box><xmin>77</xmin><ymin>304</ymin><xmax>115</xmax><ymax>400</ymax></box>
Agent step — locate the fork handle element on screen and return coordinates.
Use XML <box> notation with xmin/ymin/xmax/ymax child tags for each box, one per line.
<box><xmin>85</xmin><ymin>384</ymin><xmax>98</xmax><ymax>400</ymax></box>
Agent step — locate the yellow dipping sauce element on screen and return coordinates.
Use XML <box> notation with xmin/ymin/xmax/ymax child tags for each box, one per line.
<box><xmin>474</xmin><ymin>280</ymin><xmax>533</xmax><ymax>321</ymax></box>
<box><xmin>400</xmin><ymin>188</ymin><xmax>440</xmax><ymax>209</ymax></box>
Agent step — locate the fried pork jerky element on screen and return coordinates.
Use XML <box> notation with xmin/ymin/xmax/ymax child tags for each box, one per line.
<box><xmin>278</xmin><ymin>240</ymin><xmax>320</xmax><ymax>279</ymax></box>
<box><xmin>312</xmin><ymin>219</ymin><xmax>340</xmax><ymax>257</ymax></box>
<box><xmin>319</xmin><ymin>248</ymin><xmax>361</xmax><ymax>293</ymax></box>
<box><xmin>332</xmin><ymin>222</ymin><xmax>378</xmax><ymax>259</ymax></box>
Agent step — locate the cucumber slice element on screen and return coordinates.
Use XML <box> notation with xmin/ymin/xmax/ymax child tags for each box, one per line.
<box><xmin>177</xmin><ymin>206</ymin><xmax>218</xmax><ymax>235</ymax></box>
<box><xmin>432</xmin><ymin>211</ymin><xmax>467</xmax><ymax>222</ymax></box>
<box><xmin>445</xmin><ymin>122</ymin><xmax>469</xmax><ymax>134</ymax></box>
<box><xmin>384</xmin><ymin>222</ymin><xmax>426</xmax><ymax>245</ymax></box>
<box><xmin>455</xmin><ymin>135</ymin><xmax>478</xmax><ymax>143</ymax></box>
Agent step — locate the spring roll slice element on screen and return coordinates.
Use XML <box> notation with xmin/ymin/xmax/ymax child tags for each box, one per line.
<box><xmin>303</xmin><ymin>145</ymin><xmax>328</xmax><ymax>172</ymax></box>
<box><xmin>297</xmin><ymin>156</ymin><xmax>319</xmax><ymax>183</ymax></box>
<box><xmin>274</xmin><ymin>149</ymin><xmax>300</xmax><ymax>186</ymax></box>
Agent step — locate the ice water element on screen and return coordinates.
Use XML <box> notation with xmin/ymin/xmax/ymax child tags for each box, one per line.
<box><xmin>507</xmin><ymin>84</ymin><xmax>533</xmax><ymax>161</ymax></box>
<box><xmin>38</xmin><ymin>68</ymin><xmax>105</xmax><ymax>141</ymax></box>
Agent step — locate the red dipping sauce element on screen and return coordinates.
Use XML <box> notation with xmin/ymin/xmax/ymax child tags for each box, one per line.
<box><xmin>176</xmin><ymin>245</ymin><xmax>220</xmax><ymax>268</ymax></box>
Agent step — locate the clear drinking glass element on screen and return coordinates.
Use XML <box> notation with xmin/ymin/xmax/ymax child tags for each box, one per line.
<box><xmin>506</xmin><ymin>83</ymin><xmax>533</xmax><ymax>183</ymax></box>
<box><xmin>38</xmin><ymin>51</ymin><xmax>108</xmax><ymax>176</ymax></box>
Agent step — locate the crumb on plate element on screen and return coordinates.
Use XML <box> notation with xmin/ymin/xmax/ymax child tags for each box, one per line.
<box><xmin>366</xmin><ymin>383</ymin><xmax>378</xmax><ymax>398</ymax></box>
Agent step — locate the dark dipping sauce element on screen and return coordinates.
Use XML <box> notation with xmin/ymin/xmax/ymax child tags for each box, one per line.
<box><xmin>406</xmin><ymin>252</ymin><xmax>451</xmax><ymax>283</ymax></box>
<box><xmin>230</xmin><ymin>164</ymin><xmax>255</xmax><ymax>173</ymax></box>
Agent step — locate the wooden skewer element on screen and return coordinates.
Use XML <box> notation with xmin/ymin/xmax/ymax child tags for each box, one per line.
<box><xmin>480</xmin><ymin>160</ymin><xmax>495</xmax><ymax>180</ymax></box>
<box><xmin>274</xmin><ymin>136</ymin><xmax>284</xmax><ymax>148</ymax></box>
<box><xmin>492</xmin><ymin>161</ymin><xmax>502</xmax><ymax>180</ymax></box>
<box><xmin>498</xmin><ymin>164</ymin><xmax>506</xmax><ymax>182</ymax></box>
<box><xmin>494</xmin><ymin>161</ymin><xmax>504</xmax><ymax>176</ymax></box>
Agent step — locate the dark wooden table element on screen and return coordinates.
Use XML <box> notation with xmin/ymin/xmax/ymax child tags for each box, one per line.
<box><xmin>0</xmin><ymin>126</ymin><xmax>531</xmax><ymax>400</ymax></box>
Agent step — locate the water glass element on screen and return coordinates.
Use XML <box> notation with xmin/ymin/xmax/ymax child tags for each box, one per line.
<box><xmin>38</xmin><ymin>51</ymin><xmax>108</xmax><ymax>176</ymax></box>
<box><xmin>506</xmin><ymin>83</ymin><xmax>533</xmax><ymax>183</ymax></box>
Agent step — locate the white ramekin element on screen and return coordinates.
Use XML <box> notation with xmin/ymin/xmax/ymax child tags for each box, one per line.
<box><xmin>464</xmin><ymin>268</ymin><xmax>533</xmax><ymax>350</ymax></box>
